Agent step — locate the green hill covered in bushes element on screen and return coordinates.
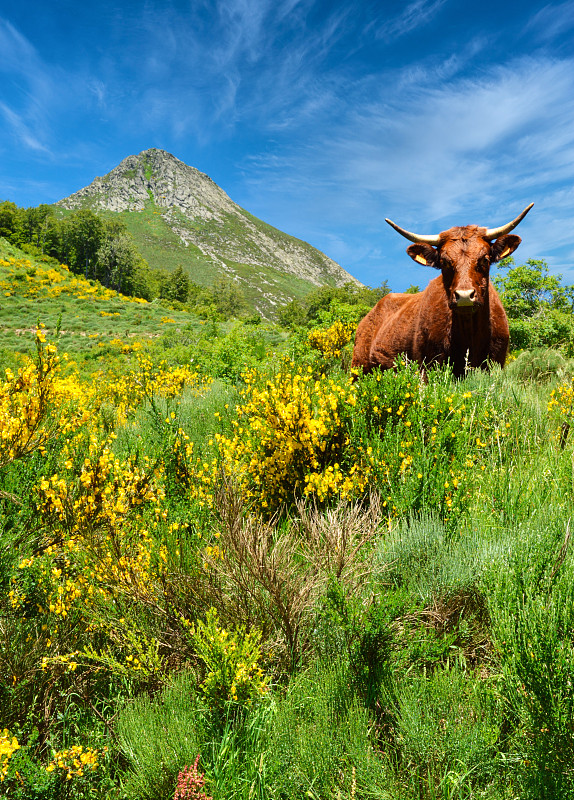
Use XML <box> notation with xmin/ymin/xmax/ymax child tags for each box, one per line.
<box><xmin>2</xmin><ymin>238</ymin><xmax>574</xmax><ymax>799</ymax></box>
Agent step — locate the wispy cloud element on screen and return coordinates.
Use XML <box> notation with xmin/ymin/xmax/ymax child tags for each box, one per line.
<box><xmin>0</xmin><ymin>102</ymin><xmax>50</xmax><ymax>153</ymax></box>
<box><xmin>3</xmin><ymin>0</ymin><xmax>574</xmax><ymax>287</ymax></box>
<box><xmin>524</xmin><ymin>0</ymin><xmax>574</xmax><ymax>41</ymax></box>
<box><xmin>0</xmin><ymin>18</ymin><xmax>57</xmax><ymax>155</ymax></box>
<box><xmin>238</xmin><ymin>47</ymin><xmax>574</xmax><ymax>284</ymax></box>
<box><xmin>0</xmin><ymin>18</ymin><xmax>38</xmax><ymax>72</ymax></box>
<box><xmin>374</xmin><ymin>0</ymin><xmax>448</xmax><ymax>42</ymax></box>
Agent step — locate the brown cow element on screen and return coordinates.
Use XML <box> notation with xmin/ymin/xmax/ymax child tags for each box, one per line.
<box><xmin>351</xmin><ymin>204</ymin><xmax>533</xmax><ymax>378</ymax></box>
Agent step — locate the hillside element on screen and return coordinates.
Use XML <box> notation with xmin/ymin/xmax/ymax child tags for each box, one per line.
<box><xmin>56</xmin><ymin>149</ymin><xmax>361</xmax><ymax>318</ymax></box>
<box><xmin>0</xmin><ymin>237</ymin><xmax>202</xmax><ymax>362</ymax></box>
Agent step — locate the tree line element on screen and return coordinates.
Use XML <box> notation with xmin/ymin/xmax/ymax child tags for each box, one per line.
<box><xmin>0</xmin><ymin>201</ymin><xmax>250</xmax><ymax>318</ymax></box>
<box><xmin>0</xmin><ymin>201</ymin><xmax>155</xmax><ymax>297</ymax></box>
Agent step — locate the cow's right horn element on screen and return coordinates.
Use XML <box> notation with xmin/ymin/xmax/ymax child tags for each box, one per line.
<box><xmin>385</xmin><ymin>218</ymin><xmax>441</xmax><ymax>245</ymax></box>
<box><xmin>485</xmin><ymin>203</ymin><xmax>534</xmax><ymax>240</ymax></box>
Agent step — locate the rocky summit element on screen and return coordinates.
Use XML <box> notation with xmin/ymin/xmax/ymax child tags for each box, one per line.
<box><xmin>57</xmin><ymin>149</ymin><xmax>360</xmax><ymax>316</ymax></box>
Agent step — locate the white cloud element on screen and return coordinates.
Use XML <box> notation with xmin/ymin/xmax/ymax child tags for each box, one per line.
<box><xmin>237</xmin><ymin>48</ymin><xmax>574</xmax><ymax>283</ymax></box>
<box><xmin>0</xmin><ymin>103</ymin><xmax>49</xmax><ymax>153</ymax></box>
<box><xmin>374</xmin><ymin>0</ymin><xmax>448</xmax><ymax>41</ymax></box>
<box><xmin>0</xmin><ymin>18</ymin><xmax>38</xmax><ymax>71</ymax></box>
<box><xmin>524</xmin><ymin>0</ymin><xmax>574</xmax><ymax>41</ymax></box>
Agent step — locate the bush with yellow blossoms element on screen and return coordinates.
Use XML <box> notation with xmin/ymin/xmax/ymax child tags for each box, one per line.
<box><xmin>4</xmin><ymin>332</ymin><xmax>215</xmax><ymax>733</ymax></box>
<box><xmin>207</xmin><ymin>358</ymin><xmax>500</xmax><ymax>522</ymax></box>
<box><xmin>0</xmin><ymin>329</ymin><xmax>90</xmax><ymax>469</ymax></box>
<box><xmin>191</xmin><ymin>608</ymin><xmax>269</xmax><ymax>712</ymax></box>
<box><xmin>45</xmin><ymin>744</ymin><xmax>106</xmax><ymax>781</ymax></box>
<box><xmin>100</xmin><ymin>349</ymin><xmax>211</xmax><ymax>424</ymax></box>
<box><xmin>548</xmin><ymin>377</ymin><xmax>574</xmax><ymax>422</ymax></box>
<box><xmin>0</xmin><ymin>729</ymin><xmax>19</xmax><ymax>782</ymax></box>
<box><xmin>308</xmin><ymin>320</ymin><xmax>356</xmax><ymax>359</ymax></box>
<box><xmin>213</xmin><ymin>363</ymin><xmax>371</xmax><ymax>512</ymax></box>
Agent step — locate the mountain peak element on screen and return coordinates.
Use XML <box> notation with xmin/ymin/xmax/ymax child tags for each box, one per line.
<box><xmin>56</xmin><ymin>150</ymin><xmax>361</xmax><ymax>317</ymax></box>
<box><xmin>58</xmin><ymin>148</ymin><xmax>232</xmax><ymax>217</ymax></box>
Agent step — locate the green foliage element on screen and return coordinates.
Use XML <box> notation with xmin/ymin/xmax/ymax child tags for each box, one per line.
<box><xmin>160</xmin><ymin>264</ymin><xmax>190</xmax><ymax>303</ymax></box>
<box><xmin>0</xmin><ymin>200</ymin><xmax>19</xmax><ymax>239</ymax></box>
<box><xmin>491</xmin><ymin>516</ymin><xmax>574</xmax><ymax>798</ymax></box>
<box><xmin>0</xmin><ymin>201</ymin><xmax>158</xmax><ymax>303</ymax></box>
<box><xmin>507</xmin><ymin>347</ymin><xmax>574</xmax><ymax>384</ymax></box>
<box><xmin>211</xmin><ymin>275</ymin><xmax>247</xmax><ymax>319</ymax></box>
<box><xmin>494</xmin><ymin>258</ymin><xmax>574</xmax><ymax>353</ymax></box>
<box><xmin>0</xmin><ymin>727</ymin><xmax>114</xmax><ymax>800</ymax></box>
<box><xmin>266</xmin><ymin>663</ymin><xmax>388</xmax><ymax>799</ymax></box>
<box><xmin>117</xmin><ymin>672</ymin><xmax>205</xmax><ymax>800</ymax></box>
<box><xmin>494</xmin><ymin>258</ymin><xmax>574</xmax><ymax>318</ymax></box>
<box><xmin>59</xmin><ymin>209</ymin><xmax>105</xmax><ymax>278</ymax></box>
<box><xmin>278</xmin><ymin>281</ymin><xmax>390</xmax><ymax>329</ymax></box>
<box><xmin>191</xmin><ymin>608</ymin><xmax>269</xmax><ymax>713</ymax></box>
<box><xmin>315</xmin><ymin>578</ymin><xmax>393</xmax><ymax>709</ymax></box>
<box><xmin>508</xmin><ymin>309</ymin><xmax>574</xmax><ymax>353</ymax></box>
<box><xmin>182</xmin><ymin>321</ymin><xmax>272</xmax><ymax>383</ymax></box>
<box><xmin>387</xmin><ymin>667</ymin><xmax>502</xmax><ymax>798</ymax></box>
<box><xmin>118</xmin><ymin>671</ymin><xmax>274</xmax><ymax>800</ymax></box>
<box><xmin>96</xmin><ymin>222</ymin><xmax>145</xmax><ymax>294</ymax></box>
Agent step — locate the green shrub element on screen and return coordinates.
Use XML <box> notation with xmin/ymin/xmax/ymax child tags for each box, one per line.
<box><xmin>506</xmin><ymin>348</ymin><xmax>574</xmax><ymax>384</ymax></box>
<box><xmin>117</xmin><ymin>672</ymin><xmax>206</xmax><ymax>800</ymax></box>
<box><xmin>191</xmin><ymin>608</ymin><xmax>269</xmax><ymax>714</ymax></box>
<box><xmin>387</xmin><ymin>666</ymin><xmax>502</xmax><ymax>798</ymax></box>
<box><xmin>490</xmin><ymin>515</ymin><xmax>574</xmax><ymax>798</ymax></box>
<box><xmin>266</xmin><ymin>663</ymin><xmax>389</xmax><ymax>799</ymax></box>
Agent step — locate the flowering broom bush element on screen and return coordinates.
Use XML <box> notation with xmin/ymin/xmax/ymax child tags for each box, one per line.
<box><xmin>0</xmin><ymin>729</ymin><xmax>20</xmax><ymax>783</ymax></box>
<box><xmin>100</xmin><ymin>349</ymin><xmax>211</xmax><ymax>423</ymax></box>
<box><xmin>3</xmin><ymin>331</ymin><xmax>215</xmax><ymax>762</ymax></box>
<box><xmin>308</xmin><ymin>320</ymin><xmax>356</xmax><ymax>359</ymax></box>
<box><xmin>205</xmin><ymin>358</ymin><xmax>500</xmax><ymax>521</ymax></box>
<box><xmin>213</xmin><ymin>363</ymin><xmax>370</xmax><ymax>511</ymax></box>
<box><xmin>0</xmin><ymin>329</ymin><xmax>90</xmax><ymax>469</ymax></box>
<box><xmin>191</xmin><ymin>608</ymin><xmax>269</xmax><ymax>712</ymax></box>
<box><xmin>548</xmin><ymin>376</ymin><xmax>574</xmax><ymax>420</ymax></box>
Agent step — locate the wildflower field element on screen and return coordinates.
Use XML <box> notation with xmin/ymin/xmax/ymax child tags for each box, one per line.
<box><xmin>2</xmin><ymin>248</ymin><xmax>574</xmax><ymax>799</ymax></box>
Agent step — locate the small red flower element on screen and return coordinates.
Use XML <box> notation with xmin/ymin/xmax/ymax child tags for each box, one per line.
<box><xmin>174</xmin><ymin>756</ymin><xmax>212</xmax><ymax>800</ymax></box>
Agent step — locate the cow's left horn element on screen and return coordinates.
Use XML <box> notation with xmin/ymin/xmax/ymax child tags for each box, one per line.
<box><xmin>485</xmin><ymin>203</ymin><xmax>534</xmax><ymax>240</ymax></box>
<box><xmin>385</xmin><ymin>218</ymin><xmax>441</xmax><ymax>245</ymax></box>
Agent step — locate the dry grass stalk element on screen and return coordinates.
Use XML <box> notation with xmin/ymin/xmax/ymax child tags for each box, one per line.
<box><xmin>292</xmin><ymin>493</ymin><xmax>382</xmax><ymax>586</ymax></box>
<box><xmin>200</xmin><ymin>477</ymin><xmax>385</xmax><ymax>668</ymax></box>
<box><xmin>203</xmin><ymin>474</ymin><xmax>319</xmax><ymax>667</ymax></box>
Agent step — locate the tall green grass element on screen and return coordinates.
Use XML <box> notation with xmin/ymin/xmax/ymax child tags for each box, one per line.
<box><xmin>2</xmin><ymin>292</ymin><xmax>574</xmax><ymax>799</ymax></box>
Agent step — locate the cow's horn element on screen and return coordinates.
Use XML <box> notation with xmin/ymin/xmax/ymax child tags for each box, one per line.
<box><xmin>485</xmin><ymin>203</ymin><xmax>534</xmax><ymax>240</ymax></box>
<box><xmin>385</xmin><ymin>218</ymin><xmax>441</xmax><ymax>245</ymax></box>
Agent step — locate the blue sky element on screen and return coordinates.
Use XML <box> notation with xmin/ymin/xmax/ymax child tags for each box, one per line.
<box><xmin>1</xmin><ymin>0</ymin><xmax>574</xmax><ymax>291</ymax></box>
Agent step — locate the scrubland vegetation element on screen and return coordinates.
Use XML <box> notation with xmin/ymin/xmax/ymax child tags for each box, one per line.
<box><xmin>2</xmin><ymin>237</ymin><xmax>574</xmax><ymax>800</ymax></box>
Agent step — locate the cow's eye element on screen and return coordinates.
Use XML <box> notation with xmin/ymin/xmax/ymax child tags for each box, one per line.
<box><xmin>441</xmin><ymin>257</ymin><xmax>453</xmax><ymax>270</ymax></box>
<box><xmin>478</xmin><ymin>256</ymin><xmax>490</xmax><ymax>271</ymax></box>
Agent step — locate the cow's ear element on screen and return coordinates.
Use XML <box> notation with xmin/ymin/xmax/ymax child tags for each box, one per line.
<box><xmin>407</xmin><ymin>243</ymin><xmax>439</xmax><ymax>268</ymax></box>
<box><xmin>491</xmin><ymin>234</ymin><xmax>521</xmax><ymax>263</ymax></box>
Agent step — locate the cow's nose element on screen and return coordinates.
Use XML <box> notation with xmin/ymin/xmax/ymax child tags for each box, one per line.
<box><xmin>454</xmin><ymin>289</ymin><xmax>476</xmax><ymax>306</ymax></box>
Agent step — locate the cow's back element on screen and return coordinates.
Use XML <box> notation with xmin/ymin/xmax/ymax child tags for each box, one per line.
<box><xmin>352</xmin><ymin>291</ymin><xmax>423</xmax><ymax>373</ymax></box>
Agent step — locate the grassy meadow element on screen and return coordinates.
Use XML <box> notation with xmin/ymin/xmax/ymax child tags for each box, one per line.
<box><xmin>2</xmin><ymin>239</ymin><xmax>574</xmax><ymax>799</ymax></box>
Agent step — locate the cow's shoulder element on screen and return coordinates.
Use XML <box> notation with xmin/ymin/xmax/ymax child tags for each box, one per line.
<box><xmin>375</xmin><ymin>291</ymin><xmax>421</xmax><ymax>314</ymax></box>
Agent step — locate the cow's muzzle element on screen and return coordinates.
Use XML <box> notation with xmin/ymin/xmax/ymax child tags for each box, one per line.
<box><xmin>454</xmin><ymin>289</ymin><xmax>476</xmax><ymax>308</ymax></box>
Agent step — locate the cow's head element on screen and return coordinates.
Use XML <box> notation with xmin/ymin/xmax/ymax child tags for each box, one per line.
<box><xmin>386</xmin><ymin>204</ymin><xmax>533</xmax><ymax>312</ymax></box>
